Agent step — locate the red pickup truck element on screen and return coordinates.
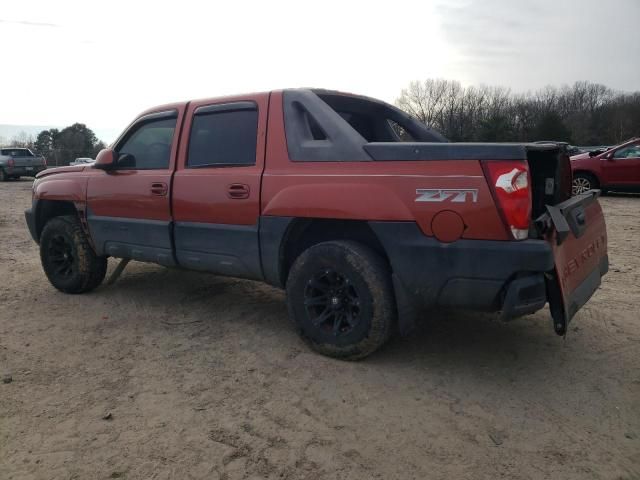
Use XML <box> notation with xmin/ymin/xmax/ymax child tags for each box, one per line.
<box><xmin>25</xmin><ymin>89</ymin><xmax>609</xmax><ymax>359</ymax></box>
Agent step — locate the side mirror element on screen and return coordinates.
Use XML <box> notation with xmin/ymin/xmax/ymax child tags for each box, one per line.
<box><xmin>117</xmin><ymin>153</ymin><xmax>136</xmax><ymax>168</ymax></box>
<box><xmin>94</xmin><ymin>148</ymin><xmax>116</xmax><ymax>170</ymax></box>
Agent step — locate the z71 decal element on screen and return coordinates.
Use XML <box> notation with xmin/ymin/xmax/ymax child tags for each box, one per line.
<box><xmin>415</xmin><ymin>189</ymin><xmax>478</xmax><ymax>203</ymax></box>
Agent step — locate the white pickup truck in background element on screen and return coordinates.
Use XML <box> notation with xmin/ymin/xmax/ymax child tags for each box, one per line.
<box><xmin>0</xmin><ymin>148</ymin><xmax>47</xmax><ymax>181</ymax></box>
<box><xmin>69</xmin><ymin>157</ymin><xmax>95</xmax><ymax>166</ymax></box>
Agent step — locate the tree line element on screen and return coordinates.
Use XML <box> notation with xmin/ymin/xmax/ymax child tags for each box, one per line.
<box><xmin>396</xmin><ymin>79</ymin><xmax>639</xmax><ymax>145</ymax></box>
<box><xmin>1</xmin><ymin>124</ymin><xmax>106</xmax><ymax>166</ymax></box>
<box><xmin>2</xmin><ymin>80</ymin><xmax>638</xmax><ymax>162</ymax></box>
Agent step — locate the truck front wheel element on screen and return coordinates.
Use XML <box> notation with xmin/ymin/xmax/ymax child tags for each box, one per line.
<box><xmin>40</xmin><ymin>215</ymin><xmax>107</xmax><ymax>293</ymax></box>
<box><xmin>286</xmin><ymin>241</ymin><xmax>395</xmax><ymax>360</ymax></box>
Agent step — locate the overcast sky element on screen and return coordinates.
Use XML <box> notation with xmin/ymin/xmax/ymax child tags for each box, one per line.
<box><xmin>1</xmin><ymin>0</ymin><xmax>638</xmax><ymax>142</ymax></box>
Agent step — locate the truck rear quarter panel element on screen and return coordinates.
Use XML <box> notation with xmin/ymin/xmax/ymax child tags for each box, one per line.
<box><xmin>262</xmin><ymin>92</ymin><xmax>508</xmax><ymax>241</ymax></box>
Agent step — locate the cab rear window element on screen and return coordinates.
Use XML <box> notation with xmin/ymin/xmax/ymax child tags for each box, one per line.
<box><xmin>1</xmin><ymin>149</ymin><xmax>34</xmax><ymax>157</ymax></box>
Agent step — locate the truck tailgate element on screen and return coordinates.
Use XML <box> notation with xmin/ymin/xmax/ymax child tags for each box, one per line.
<box><xmin>538</xmin><ymin>190</ymin><xmax>608</xmax><ymax>334</ymax></box>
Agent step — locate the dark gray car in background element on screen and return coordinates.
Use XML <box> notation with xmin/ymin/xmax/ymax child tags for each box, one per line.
<box><xmin>0</xmin><ymin>148</ymin><xmax>47</xmax><ymax>181</ymax></box>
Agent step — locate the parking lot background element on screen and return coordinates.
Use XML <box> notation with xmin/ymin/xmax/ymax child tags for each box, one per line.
<box><xmin>1</xmin><ymin>179</ymin><xmax>638</xmax><ymax>479</ymax></box>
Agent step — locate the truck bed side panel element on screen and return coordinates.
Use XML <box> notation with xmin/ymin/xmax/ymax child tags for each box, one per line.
<box><xmin>261</xmin><ymin>93</ymin><xmax>508</xmax><ymax>241</ymax></box>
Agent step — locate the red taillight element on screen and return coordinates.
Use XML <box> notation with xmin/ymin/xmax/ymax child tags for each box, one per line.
<box><xmin>7</xmin><ymin>158</ymin><xmax>15</xmax><ymax>168</ymax></box>
<box><xmin>483</xmin><ymin>160</ymin><xmax>531</xmax><ymax>240</ymax></box>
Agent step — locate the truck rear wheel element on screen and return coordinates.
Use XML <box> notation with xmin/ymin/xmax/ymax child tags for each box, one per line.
<box><xmin>286</xmin><ymin>241</ymin><xmax>395</xmax><ymax>360</ymax></box>
<box><xmin>40</xmin><ymin>215</ymin><xmax>107</xmax><ymax>294</ymax></box>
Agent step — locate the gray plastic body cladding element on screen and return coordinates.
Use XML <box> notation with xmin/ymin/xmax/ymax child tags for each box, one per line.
<box><xmin>87</xmin><ymin>215</ymin><xmax>175</xmax><ymax>266</ymax></box>
<box><xmin>258</xmin><ymin>216</ymin><xmax>294</xmax><ymax>287</ymax></box>
<box><xmin>283</xmin><ymin>90</ymin><xmax>371</xmax><ymax>162</ymax></box>
<box><xmin>364</xmin><ymin>142</ymin><xmax>529</xmax><ymax>161</ymax></box>
<box><xmin>174</xmin><ymin>222</ymin><xmax>262</xmax><ymax>280</ymax></box>
<box><xmin>369</xmin><ymin>221</ymin><xmax>554</xmax><ymax>311</ymax></box>
<box><xmin>364</xmin><ymin>141</ymin><xmax>563</xmax><ymax>162</ymax></box>
<box><xmin>310</xmin><ymin>89</ymin><xmax>448</xmax><ymax>143</ymax></box>
<box><xmin>24</xmin><ymin>206</ymin><xmax>37</xmax><ymax>242</ymax></box>
<box><xmin>499</xmin><ymin>274</ymin><xmax>548</xmax><ymax>320</ymax></box>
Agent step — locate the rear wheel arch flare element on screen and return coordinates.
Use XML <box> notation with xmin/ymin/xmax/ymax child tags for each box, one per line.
<box><xmin>279</xmin><ymin>218</ymin><xmax>389</xmax><ymax>286</ymax></box>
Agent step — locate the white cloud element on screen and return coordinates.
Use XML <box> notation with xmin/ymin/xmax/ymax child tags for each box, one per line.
<box><xmin>435</xmin><ymin>0</ymin><xmax>640</xmax><ymax>93</ymax></box>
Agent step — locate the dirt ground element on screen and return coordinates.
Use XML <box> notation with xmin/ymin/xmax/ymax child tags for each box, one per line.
<box><xmin>0</xmin><ymin>179</ymin><xmax>638</xmax><ymax>480</ymax></box>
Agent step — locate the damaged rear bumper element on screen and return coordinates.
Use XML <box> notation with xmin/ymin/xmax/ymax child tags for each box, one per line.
<box><xmin>370</xmin><ymin>221</ymin><xmax>556</xmax><ymax>333</ymax></box>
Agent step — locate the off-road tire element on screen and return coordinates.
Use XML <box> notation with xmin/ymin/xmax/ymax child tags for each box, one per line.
<box><xmin>40</xmin><ymin>215</ymin><xmax>107</xmax><ymax>293</ymax></box>
<box><xmin>286</xmin><ymin>240</ymin><xmax>395</xmax><ymax>360</ymax></box>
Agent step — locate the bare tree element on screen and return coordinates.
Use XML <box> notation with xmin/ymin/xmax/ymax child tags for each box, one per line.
<box><xmin>9</xmin><ymin>131</ymin><xmax>35</xmax><ymax>148</ymax></box>
<box><xmin>397</xmin><ymin>79</ymin><xmax>449</xmax><ymax>126</ymax></box>
<box><xmin>396</xmin><ymin>79</ymin><xmax>639</xmax><ymax>144</ymax></box>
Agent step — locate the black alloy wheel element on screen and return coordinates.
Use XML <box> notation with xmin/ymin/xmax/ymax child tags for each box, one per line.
<box><xmin>47</xmin><ymin>234</ymin><xmax>75</xmax><ymax>280</ymax></box>
<box><xmin>40</xmin><ymin>215</ymin><xmax>107</xmax><ymax>293</ymax></box>
<box><xmin>286</xmin><ymin>240</ymin><xmax>395</xmax><ymax>360</ymax></box>
<box><xmin>304</xmin><ymin>268</ymin><xmax>362</xmax><ymax>337</ymax></box>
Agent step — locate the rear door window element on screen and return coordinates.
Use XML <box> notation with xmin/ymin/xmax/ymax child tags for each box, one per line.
<box><xmin>613</xmin><ymin>144</ymin><xmax>640</xmax><ymax>159</ymax></box>
<box><xmin>187</xmin><ymin>105</ymin><xmax>258</xmax><ymax>168</ymax></box>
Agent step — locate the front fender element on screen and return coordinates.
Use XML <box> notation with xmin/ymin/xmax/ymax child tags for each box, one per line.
<box><xmin>34</xmin><ymin>177</ymin><xmax>87</xmax><ymax>202</ymax></box>
<box><xmin>28</xmin><ymin>176</ymin><xmax>89</xmax><ymax>242</ymax></box>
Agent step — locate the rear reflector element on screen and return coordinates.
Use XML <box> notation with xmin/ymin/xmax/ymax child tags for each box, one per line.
<box><xmin>483</xmin><ymin>160</ymin><xmax>532</xmax><ymax>240</ymax></box>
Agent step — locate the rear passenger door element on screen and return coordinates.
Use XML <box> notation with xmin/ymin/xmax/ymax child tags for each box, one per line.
<box><xmin>171</xmin><ymin>94</ymin><xmax>269</xmax><ymax>280</ymax></box>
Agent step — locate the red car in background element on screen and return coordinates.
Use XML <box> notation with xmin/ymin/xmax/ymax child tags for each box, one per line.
<box><xmin>571</xmin><ymin>138</ymin><xmax>640</xmax><ymax>194</ymax></box>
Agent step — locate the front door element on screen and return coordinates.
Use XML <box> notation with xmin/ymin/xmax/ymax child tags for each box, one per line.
<box><xmin>86</xmin><ymin>108</ymin><xmax>184</xmax><ymax>265</ymax></box>
<box><xmin>171</xmin><ymin>94</ymin><xmax>269</xmax><ymax>279</ymax></box>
